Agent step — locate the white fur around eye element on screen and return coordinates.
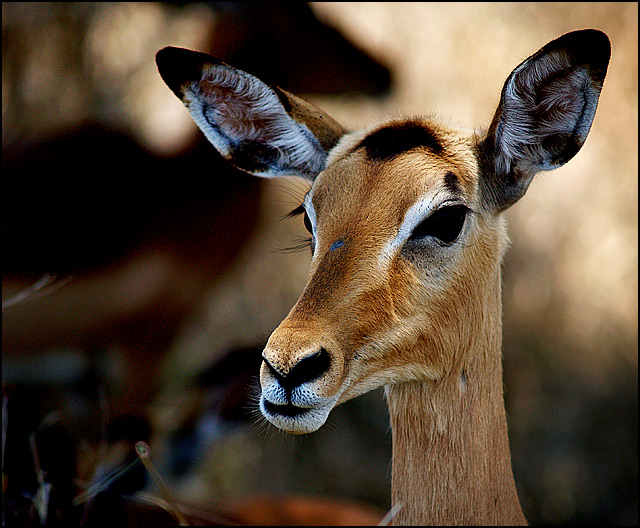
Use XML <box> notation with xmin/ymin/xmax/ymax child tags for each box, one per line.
<box><xmin>381</xmin><ymin>196</ymin><xmax>436</xmax><ymax>260</ymax></box>
<box><xmin>303</xmin><ymin>191</ymin><xmax>317</xmax><ymax>234</ymax></box>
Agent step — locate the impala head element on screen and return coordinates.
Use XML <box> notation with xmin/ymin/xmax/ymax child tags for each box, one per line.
<box><xmin>157</xmin><ymin>30</ymin><xmax>610</xmax><ymax>434</ymax></box>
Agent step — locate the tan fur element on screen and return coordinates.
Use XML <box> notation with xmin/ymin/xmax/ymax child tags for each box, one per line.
<box><xmin>263</xmin><ymin>117</ymin><xmax>500</xmax><ymax>395</ymax></box>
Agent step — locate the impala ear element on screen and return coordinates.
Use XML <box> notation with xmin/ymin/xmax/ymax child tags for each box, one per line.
<box><xmin>155</xmin><ymin>47</ymin><xmax>347</xmax><ymax>180</ymax></box>
<box><xmin>478</xmin><ymin>29</ymin><xmax>610</xmax><ymax>212</ymax></box>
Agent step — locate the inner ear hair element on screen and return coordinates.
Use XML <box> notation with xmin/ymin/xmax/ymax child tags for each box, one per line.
<box><xmin>478</xmin><ymin>29</ymin><xmax>610</xmax><ymax>213</ymax></box>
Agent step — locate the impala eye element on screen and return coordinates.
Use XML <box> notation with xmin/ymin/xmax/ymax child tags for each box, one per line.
<box><xmin>409</xmin><ymin>205</ymin><xmax>469</xmax><ymax>244</ymax></box>
<box><xmin>303</xmin><ymin>211</ymin><xmax>313</xmax><ymax>234</ymax></box>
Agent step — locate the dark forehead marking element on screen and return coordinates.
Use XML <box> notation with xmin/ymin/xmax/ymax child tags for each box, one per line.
<box><xmin>353</xmin><ymin>120</ymin><xmax>444</xmax><ymax>162</ymax></box>
<box><xmin>443</xmin><ymin>171</ymin><xmax>461</xmax><ymax>194</ymax></box>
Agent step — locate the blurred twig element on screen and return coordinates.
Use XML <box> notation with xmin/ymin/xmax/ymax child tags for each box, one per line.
<box><xmin>135</xmin><ymin>441</ymin><xmax>190</xmax><ymax>526</ymax></box>
<box><xmin>29</xmin><ymin>432</ymin><xmax>52</xmax><ymax>525</ymax></box>
<box><xmin>78</xmin><ymin>386</ymin><xmax>110</xmax><ymax>526</ymax></box>
<box><xmin>2</xmin><ymin>273</ymin><xmax>73</xmax><ymax>310</ymax></box>
<box><xmin>73</xmin><ymin>457</ymin><xmax>142</xmax><ymax>506</ymax></box>
<box><xmin>378</xmin><ymin>502</ymin><xmax>403</xmax><ymax>526</ymax></box>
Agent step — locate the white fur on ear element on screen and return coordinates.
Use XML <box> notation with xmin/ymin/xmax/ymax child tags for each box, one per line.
<box><xmin>480</xmin><ymin>30</ymin><xmax>610</xmax><ymax>212</ymax></box>
<box><xmin>182</xmin><ymin>63</ymin><xmax>327</xmax><ymax>180</ymax></box>
<box><xmin>495</xmin><ymin>50</ymin><xmax>598</xmax><ymax>178</ymax></box>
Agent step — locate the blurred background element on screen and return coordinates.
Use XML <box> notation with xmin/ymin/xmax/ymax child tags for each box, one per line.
<box><xmin>2</xmin><ymin>2</ymin><xmax>637</xmax><ymax>525</ymax></box>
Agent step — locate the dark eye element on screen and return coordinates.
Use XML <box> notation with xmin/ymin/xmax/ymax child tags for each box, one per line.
<box><xmin>409</xmin><ymin>205</ymin><xmax>468</xmax><ymax>244</ymax></box>
<box><xmin>303</xmin><ymin>211</ymin><xmax>313</xmax><ymax>234</ymax></box>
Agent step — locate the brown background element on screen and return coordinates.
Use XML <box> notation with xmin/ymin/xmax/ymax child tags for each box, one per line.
<box><xmin>2</xmin><ymin>3</ymin><xmax>637</xmax><ymax>525</ymax></box>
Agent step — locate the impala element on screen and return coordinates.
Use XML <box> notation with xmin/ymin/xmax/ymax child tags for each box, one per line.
<box><xmin>156</xmin><ymin>29</ymin><xmax>610</xmax><ymax>525</ymax></box>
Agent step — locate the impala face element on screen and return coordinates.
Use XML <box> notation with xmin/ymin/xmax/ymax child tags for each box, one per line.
<box><xmin>156</xmin><ymin>29</ymin><xmax>609</xmax><ymax>436</ymax></box>
<box><xmin>258</xmin><ymin>119</ymin><xmax>508</xmax><ymax>434</ymax></box>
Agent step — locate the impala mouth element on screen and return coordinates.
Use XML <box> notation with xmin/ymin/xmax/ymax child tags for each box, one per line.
<box><xmin>259</xmin><ymin>393</ymin><xmax>338</xmax><ymax>434</ymax></box>
<box><xmin>263</xmin><ymin>400</ymin><xmax>310</xmax><ymax>418</ymax></box>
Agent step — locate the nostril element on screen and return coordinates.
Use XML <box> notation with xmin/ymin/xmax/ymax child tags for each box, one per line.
<box><xmin>264</xmin><ymin>348</ymin><xmax>331</xmax><ymax>391</ymax></box>
<box><xmin>289</xmin><ymin>348</ymin><xmax>331</xmax><ymax>388</ymax></box>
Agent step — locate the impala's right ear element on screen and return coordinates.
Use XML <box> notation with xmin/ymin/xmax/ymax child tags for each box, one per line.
<box><xmin>156</xmin><ymin>47</ymin><xmax>347</xmax><ymax>180</ymax></box>
<box><xmin>478</xmin><ymin>29</ymin><xmax>610</xmax><ymax>212</ymax></box>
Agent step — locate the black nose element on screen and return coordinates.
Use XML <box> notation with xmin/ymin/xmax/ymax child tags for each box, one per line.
<box><xmin>263</xmin><ymin>348</ymin><xmax>331</xmax><ymax>391</ymax></box>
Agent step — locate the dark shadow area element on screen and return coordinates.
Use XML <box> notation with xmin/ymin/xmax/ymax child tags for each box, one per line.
<box><xmin>2</xmin><ymin>3</ymin><xmax>394</xmax><ymax>526</ymax></box>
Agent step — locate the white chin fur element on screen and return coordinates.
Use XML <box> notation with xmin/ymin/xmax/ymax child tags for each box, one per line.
<box><xmin>259</xmin><ymin>397</ymin><xmax>334</xmax><ymax>435</ymax></box>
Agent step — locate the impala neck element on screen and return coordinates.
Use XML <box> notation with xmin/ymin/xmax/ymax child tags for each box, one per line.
<box><xmin>385</xmin><ymin>272</ymin><xmax>527</xmax><ymax>526</ymax></box>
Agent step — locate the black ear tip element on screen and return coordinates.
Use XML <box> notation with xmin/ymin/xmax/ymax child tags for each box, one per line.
<box><xmin>581</xmin><ymin>28</ymin><xmax>611</xmax><ymax>49</ymax></box>
<box><xmin>581</xmin><ymin>29</ymin><xmax>611</xmax><ymax>80</ymax></box>
<box><xmin>156</xmin><ymin>47</ymin><xmax>193</xmax><ymax>97</ymax></box>
<box><xmin>572</xmin><ymin>28</ymin><xmax>611</xmax><ymax>57</ymax></box>
<box><xmin>155</xmin><ymin>47</ymin><xmax>224</xmax><ymax>98</ymax></box>
<box><xmin>553</xmin><ymin>29</ymin><xmax>610</xmax><ymax>48</ymax></box>
<box><xmin>589</xmin><ymin>29</ymin><xmax>611</xmax><ymax>66</ymax></box>
<box><xmin>155</xmin><ymin>46</ymin><xmax>176</xmax><ymax>69</ymax></box>
<box><xmin>155</xmin><ymin>47</ymin><xmax>190</xmax><ymax>73</ymax></box>
<box><xmin>552</xmin><ymin>29</ymin><xmax>611</xmax><ymax>74</ymax></box>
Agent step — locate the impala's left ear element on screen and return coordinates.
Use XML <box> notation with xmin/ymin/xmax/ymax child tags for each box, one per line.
<box><xmin>478</xmin><ymin>29</ymin><xmax>611</xmax><ymax>212</ymax></box>
<box><xmin>156</xmin><ymin>47</ymin><xmax>347</xmax><ymax>180</ymax></box>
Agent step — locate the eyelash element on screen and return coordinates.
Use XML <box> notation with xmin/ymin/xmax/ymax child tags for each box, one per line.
<box><xmin>287</xmin><ymin>204</ymin><xmax>313</xmax><ymax>232</ymax></box>
<box><xmin>284</xmin><ymin>204</ymin><xmax>314</xmax><ymax>253</ymax></box>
